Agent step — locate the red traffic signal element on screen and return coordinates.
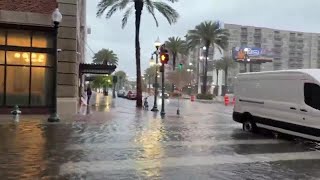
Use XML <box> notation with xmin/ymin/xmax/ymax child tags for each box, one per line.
<box><xmin>160</xmin><ymin>49</ymin><xmax>169</xmax><ymax>64</ymax></box>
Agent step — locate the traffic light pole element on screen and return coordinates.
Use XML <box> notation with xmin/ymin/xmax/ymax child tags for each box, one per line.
<box><xmin>160</xmin><ymin>63</ymin><xmax>166</xmax><ymax>116</ymax></box>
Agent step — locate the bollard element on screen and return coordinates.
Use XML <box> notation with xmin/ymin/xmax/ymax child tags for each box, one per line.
<box><xmin>224</xmin><ymin>95</ymin><xmax>229</xmax><ymax>106</ymax></box>
<box><xmin>11</xmin><ymin>105</ymin><xmax>21</xmax><ymax>122</ymax></box>
<box><xmin>190</xmin><ymin>95</ymin><xmax>195</xmax><ymax>102</ymax></box>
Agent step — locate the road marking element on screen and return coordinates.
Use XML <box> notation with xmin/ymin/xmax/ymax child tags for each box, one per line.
<box><xmin>59</xmin><ymin>151</ymin><xmax>320</xmax><ymax>175</ymax></box>
<box><xmin>66</xmin><ymin>139</ymin><xmax>287</xmax><ymax>150</ymax></box>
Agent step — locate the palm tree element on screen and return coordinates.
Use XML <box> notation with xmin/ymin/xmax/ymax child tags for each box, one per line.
<box><xmin>165</xmin><ymin>36</ymin><xmax>187</xmax><ymax>92</ymax></box>
<box><xmin>219</xmin><ymin>57</ymin><xmax>236</xmax><ymax>92</ymax></box>
<box><xmin>93</xmin><ymin>48</ymin><xmax>118</xmax><ymax>65</ymax></box>
<box><xmin>114</xmin><ymin>70</ymin><xmax>127</xmax><ymax>90</ymax></box>
<box><xmin>165</xmin><ymin>37</ymin><xmax>187</xmax><ymax>71</ymax></box>
<box><xmin>187</xmin><ymin>21</ymin><xmax>229</xmax><ymax>94</ymax></box>
<box><xmin>97</xmin><ymin>0</ymin><xmax>179</xmax><ymax>107</ymax></box>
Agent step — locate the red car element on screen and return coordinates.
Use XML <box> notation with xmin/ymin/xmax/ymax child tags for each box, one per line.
<box><xmin>126</xmin><ymin>91</ymin><xmax>137</xmax><ymax>100</ymax></box>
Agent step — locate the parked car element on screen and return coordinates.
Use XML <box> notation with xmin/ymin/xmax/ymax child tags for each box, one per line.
<box><xmin>159</xmin><ymin>91</ymin><xmax>170</xmax><ymax>99</ymax></box>
<box><xmin>126</xmin><ymin>91</ymin><xmax>137</xmax><ymax>100</ymax></box>
<box><xmin>117</xmin><ymin>90</ymin><xmax>126</xmax><ymax>98</ymax></box>
<box><xmin>233</xmin><ymin>69</ymin><xmax>320</xmax><ymax>142</ymax></box>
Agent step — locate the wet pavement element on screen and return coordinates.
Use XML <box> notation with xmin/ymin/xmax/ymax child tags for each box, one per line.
<box><xmin>0</xmin><ymin>94</ymin><xmax>320</xmax><ymax>179</ymax></box>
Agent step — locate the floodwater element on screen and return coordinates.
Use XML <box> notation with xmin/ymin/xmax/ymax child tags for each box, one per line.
<box><xmin>0</xmin><ymin>96</ymin><xmax>320</xmax><ymax>179</ymax></box>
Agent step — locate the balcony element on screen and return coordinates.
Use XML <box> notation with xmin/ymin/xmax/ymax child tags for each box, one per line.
<box><xmin>289</xmin><ymin>37</ymin><xmax>296</xmax><ymax>42</ymax></box>
<box><xmin>273</xmin><ymin>48</ymin><xmax>282</xmax><ymax>53</ymax></box>
<box><xmin>254</xmin><ymin>38</ymin><xmax>262</xmax><ymax>43</ymax></box>
<box><xmin>254</xmin><ymin>33</ymin><xmax>262</xmax><ymax>38</ymax></box>
<box><xmin>274</xmin><ymin>41</ymin><xmax>283</xmax><ymax>46</ymax></box>
<box><xmin>241</xmin><ymin>32</ymin><xmax>248</xmax><ymax>36</ymax></box>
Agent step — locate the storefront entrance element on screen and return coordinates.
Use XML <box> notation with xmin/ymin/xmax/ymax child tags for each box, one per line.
<box><xmin>0</xmin><ymin>24</ymin><xmax>54</xmax><ymax>113</ymax></box>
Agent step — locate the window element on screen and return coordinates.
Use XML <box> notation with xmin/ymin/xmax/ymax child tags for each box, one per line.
<box><xmin>0</xmin><ymin>66</ymin><xmax>4</xmax><ymax>105</ymax></box>
<box><xmin>32</xmin><ymin>32</ymin><xmax>53</xmax><ymax>48</ymax></box>
<box><xmin>31</xmin><ymin>67</ymin><xmax>53</xmax><ymax>106</ymax></box>
<box><xmin>6</xmin><ymin>66</ymin><xmax>30</xmax><ymax>106</ymax></box>
<box><xmin>7</xmin><ymin>30</ymin><xmax>31</xmax><ymax>47</ymax></box>
<box><xmin>0</xmin><ymin>30</ymin><xmax>5</xmax><ymax>45</ymax></box>
<box><xmin>31</xmin><ymin>53</ymin><xmax>53</xmax><ymax>67</ymax></box>
<box><xmin>6</xmin><ymin>51</ymin><xmax>30</xmax><ymax>65</ymax></box>
<box><xmin>0</xmin><ymin>28</ymin><xmax>54</xmax><ymax>107</ymax></box>
<box><xmin>304</xmin><ymin>83</ymin><xmax>320</xmax><ymax>110</ymax></box>
<box><xmin>0</xmin><ymin>51</ymin><xmax>4</xmax><ymax>64</ymax></box>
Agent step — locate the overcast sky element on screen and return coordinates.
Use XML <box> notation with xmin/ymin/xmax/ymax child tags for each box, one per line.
<box><xmin>86</xmin><ymin>0</ymin><xmax>320</xmax><ymax>79</ymax></box>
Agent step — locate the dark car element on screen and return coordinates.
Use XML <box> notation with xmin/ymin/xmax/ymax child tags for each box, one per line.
<box><xmin>117</xmin><ymin>90</ymin><xmax>126</xmax><ymax>98</ymax></box>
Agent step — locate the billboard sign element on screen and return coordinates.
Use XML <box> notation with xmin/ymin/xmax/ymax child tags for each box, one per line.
<box><xmin>232</xmin><ymin>47</ymin><xmax>273</xmax><ymax>63</ymax></box>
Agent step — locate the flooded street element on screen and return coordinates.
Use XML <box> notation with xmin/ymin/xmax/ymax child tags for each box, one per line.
<box><xmin>0</xmin><ymin>97</ymin><xmax>320</xmax><ymax>179</ymax></box>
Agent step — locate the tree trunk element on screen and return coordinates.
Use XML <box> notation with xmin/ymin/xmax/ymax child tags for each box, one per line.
<box><xmin>202</xmin><ymin>45</ymin><xmax>209</xmax><ymax>94</ymax></box>
<box><xmin>135</xmin><ymin>1</ymin><xmax>143</xmax><ymax>107</ymax></box>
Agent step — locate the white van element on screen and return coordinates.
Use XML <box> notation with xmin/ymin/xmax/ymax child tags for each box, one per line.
<box><xmin>233</xmin><ymin>69</ymin><xmax>320</xmax><ymax>141</ymax></box>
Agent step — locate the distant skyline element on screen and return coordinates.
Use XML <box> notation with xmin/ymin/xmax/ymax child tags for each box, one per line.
<box><xmin>86</xmin><ymin>0</ymin><xmax>320</xmax><ymax>78</ymax></box>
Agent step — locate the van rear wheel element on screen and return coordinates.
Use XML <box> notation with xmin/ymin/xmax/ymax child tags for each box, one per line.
<box><xmin>242</xmin><ymin>115</ymin><xmax>257</xmax><ymax>133</ymax></box>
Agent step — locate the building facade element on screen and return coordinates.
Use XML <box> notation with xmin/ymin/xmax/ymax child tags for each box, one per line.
<box><xmin>225</xmin><ymin>23</ymin><xmax>320</xmax><ymax>81</ymax></box>
<box><xmin>0</xmin><ymin>0</ymin><xmax>86</xmax><ymax>114</ymax></box>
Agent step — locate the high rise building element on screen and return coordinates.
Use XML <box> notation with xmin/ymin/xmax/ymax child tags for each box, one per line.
<box><xmin>225</xmin><ymin>23</ymin><xmax>320</xmax><ymax>80</ymax></box>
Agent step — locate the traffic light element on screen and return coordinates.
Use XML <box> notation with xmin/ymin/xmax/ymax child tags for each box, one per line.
<box><xmin>178</xmin><ymin>63</ymin><xmax>183</xmax><ymax>70</ymax></box>
<box><xmin>160</xmin><ymin>49</ymin><xmax>169</xmax><ymax>64</ymax></box>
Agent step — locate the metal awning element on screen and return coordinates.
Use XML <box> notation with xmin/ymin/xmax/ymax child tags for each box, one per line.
<box><xmin>79</xmin><ymin>63</ymin><xmax>117</xmax><ymax>75</ymax></box>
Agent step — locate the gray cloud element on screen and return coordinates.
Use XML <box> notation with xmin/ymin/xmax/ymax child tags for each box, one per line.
<box><xmin>86</xmin><ymin>0</ymin><xmax>320</xmax><ymax>78</ymax></box>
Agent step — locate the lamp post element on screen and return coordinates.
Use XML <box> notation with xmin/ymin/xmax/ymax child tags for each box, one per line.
<box><xmin>151</xmin><ymin>37</ymin><xmax>161</xmax><ymax>112</ymax></box>
<box><xmin>48</xmin><ymin>8</ymin><xmax>62</xmax><ymax>122</ymax></box>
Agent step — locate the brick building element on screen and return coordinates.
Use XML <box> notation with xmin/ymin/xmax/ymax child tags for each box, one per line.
<box><xmin>0</xmin><ymin>0</ymin><xmax>86</xmax><ymax>115</ymax></box>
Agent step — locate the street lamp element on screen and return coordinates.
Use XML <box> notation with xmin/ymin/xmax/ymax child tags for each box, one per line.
<box><xmin>48</xmin><ymin>8</ymin><xmax>62</xmax><ymax>122</ymax></box>
<box><xmin>151</xmin><ymin>37</ymin><xmax>161</xmax><ymax>112</ymax></box>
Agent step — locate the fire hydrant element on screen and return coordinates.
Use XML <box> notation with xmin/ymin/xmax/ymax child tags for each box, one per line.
<box><xmin>11</xmin><ymin>105</ymin><xmax>21</xmax><ymax>122</ymax></box>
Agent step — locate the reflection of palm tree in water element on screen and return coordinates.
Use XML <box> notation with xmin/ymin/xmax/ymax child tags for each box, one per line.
<box><xmin>134</xmin><ymin>119</ymin><xmax>165</xmax><ymax>177</ymax></box>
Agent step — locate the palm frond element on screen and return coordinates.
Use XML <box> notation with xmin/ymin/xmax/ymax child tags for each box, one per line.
<box><xmin>97</xmin><ymin>0</ymin><xmax>118</xmax><ymax>17</ymax></box>
<box><xmin>122</xmin><ymin>5</ymin><xmax>134</xmax><ymax>28</ymax></box>
<box><xmin>153</xmin><ymin>1</ymin><xmax>179</xmax><ymax>25</ymax></box>
<box><xmin>145</xmin><ymin>0</ymin><xmax>159</xmax><ymax>27</ymax></box>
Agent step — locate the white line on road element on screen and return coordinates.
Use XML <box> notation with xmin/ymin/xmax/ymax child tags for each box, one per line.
<box><xmin>59</xmin><ymin>151</ymin><xmax>320</xmax><ymax>175</ymax></box>
<box><xmin>66</xmin><ymin>139</ymin><xmax>287</xmax><ymax>151</ymax></box>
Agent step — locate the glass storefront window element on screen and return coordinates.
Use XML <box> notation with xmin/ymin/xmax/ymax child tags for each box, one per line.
<box><xmin>6</xmin><ymin>66</ymin><xmax>30</xmax><ymax>106</ymax></box>
<box><xmin>0</xmin><ymin>51</ymin><xmax>4</xmax><ymax>64</ymax></box>
<box><xmin>0</xmin><ymin>66</ymin><xmax>4</xmax><ymax>105</ymax></box>
<box><xmin>32</xmin><ymin>32</ymin><xmax>53</xmax><ymax>48</ymax></box>
<box><xmin>6</xmin><ymin>51</ymin><xmax>30</xmax><ymax>65</ymax></box>
<box><xmin>0</xmin><ymin>30</ymin><xmax>5</xmax><ymax>45</ymax></box>
<box><xmin>31</xmin><ymin>67</ymin><xmax>53</xmax><ymax>106</ymax></box>
<box><xmin>7</xmin><ymin>30</ymin><xmax>31</xmax><ymax>47</ymax></box>
<box><xmin>31</xmin><ymin>53</ymin><xmax>53</xmax><ymax>67</ymax></box>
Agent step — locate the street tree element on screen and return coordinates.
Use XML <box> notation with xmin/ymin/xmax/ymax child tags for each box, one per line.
<box><xmin>166</xmin><ymin>69</ymin><xmax>192</xmax><ymax>90</ymax></box>
<box><xmin>219</xmin><ymin>57</ymin><xmax>236</xmax><ymax>90</ymax></box>
<box><xmin>187</xmin><ymin>21</ymin><xmax>229</xmax><ymax>94</ymax></box>
<box><xmin>97</xmin><ymin>0</ymin><xmax>179</xmax><ymax>107</ymax></box>
<box><xmin>114</xmin><ymin>70</ymin><xmax>128</xmax><ymax>90</ymax></box>
<box><xmin>165</xmin><ymin>37</ymin><xmax>187</xmax><ymax>71</ymax></box>
<box><xmin>93</xmin><ymin>48</ymin><xmax>118</xmax><ymax>65</ymax></box>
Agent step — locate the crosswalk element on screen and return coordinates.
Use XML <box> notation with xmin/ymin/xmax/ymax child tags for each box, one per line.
<box><xmin>58</xmin><ymin>111</ymin><xmax>320</xmax><ymax>179</ymax></box>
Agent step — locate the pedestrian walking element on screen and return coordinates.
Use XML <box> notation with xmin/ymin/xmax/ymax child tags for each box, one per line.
<box><xmin>87</xmin><ymin>85</ymin><xmax>92</xmax><ymax>105</ymax></box>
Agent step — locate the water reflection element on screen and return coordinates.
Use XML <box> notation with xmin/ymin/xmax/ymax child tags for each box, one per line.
<box><xmin>0</xmin><ymin>122</ymin><xmax>46</xmax><ymax>178</ymax></box>
<box><xmin>134</xmin><ymin>118</ymin><xmax>165</xmax><ymax>178</ymax></box>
